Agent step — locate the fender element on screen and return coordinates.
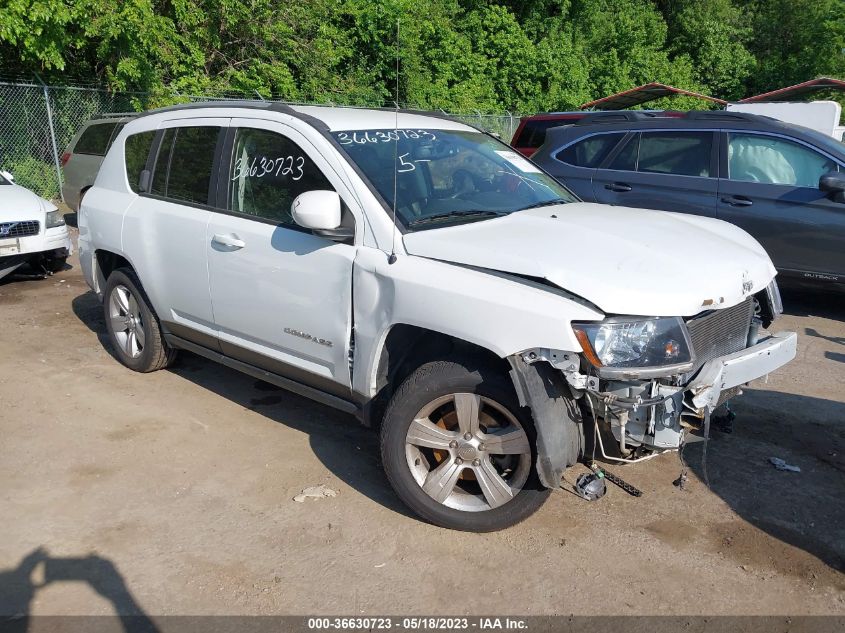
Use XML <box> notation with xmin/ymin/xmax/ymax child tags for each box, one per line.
<box><xmin>351</xmin><ymin>247</ymin><xmax>603</xmax><ymax>399</ymax></box>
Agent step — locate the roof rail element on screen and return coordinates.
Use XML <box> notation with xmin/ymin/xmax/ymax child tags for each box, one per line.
<box><xmin>134</xmin><ymin>99</ymin><xmax>278</xmax><ymax>118</ymax></box>
<box><xmin>130</xmin><ymin>100</ymin><xmax>480</xmax><ymax>132</ymax></box>
<box><xmin>575</xmin><ymin>111</ymin><xmax>661</xmax><ymax>125</ymax></box>
<box><xmin>683</xmin><ymin>110</ymin><xmax>761</xmax><ymax>122</ymax></box>
<box><xmin>92</xmin><ymin>112</ymin><xmax>139</xmax><ymax>119</ymax></box>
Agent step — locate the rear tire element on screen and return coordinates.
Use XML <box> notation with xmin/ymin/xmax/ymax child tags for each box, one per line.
<box><xmin>380</xmin><ymin>355</ymin><xmax>550</xmax><ymax>531</ymax></box>
<box><xmin>103</xmin><ymin>268</ymin><xmax>176</xmax><ymax>372</ymax></box>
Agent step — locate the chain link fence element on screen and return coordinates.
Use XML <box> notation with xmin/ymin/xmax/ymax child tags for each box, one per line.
<box><xmin>0</xmin><ymin>80</ymin><xmax>521</xmax><ymax>201</ymax></box>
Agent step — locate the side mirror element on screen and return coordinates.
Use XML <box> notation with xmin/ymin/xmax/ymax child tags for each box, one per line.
<box><xmin>819</xmin><ymin>171</ymin><xmax>845</xmax><ymax>195</ymax></box>
<box><xmin>291</xmin><ymin>190</ymin><xmax>354</xmax><ymax>241</ymax></box>
<box><xmin>292</xmin><ymin>190</ymin><xmax>341</xmax><ymax>230</ymax></box>
<box><xmin>1</xmin><ymin>170</ymin><xmax>14</xmax><ymax>182</ymax></box>
<box><xmin>819</xmin><ymin>171</ymin><xmax>845</xmax><ymax>203</ymax></box>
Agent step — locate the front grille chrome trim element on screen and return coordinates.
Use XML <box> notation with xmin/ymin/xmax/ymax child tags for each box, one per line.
<box><xmin>0</xmin><ymin>220</ymin><xmax>40</xmax><ymax>239</ymax></box>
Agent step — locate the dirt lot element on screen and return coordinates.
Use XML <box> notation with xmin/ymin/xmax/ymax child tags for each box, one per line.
<box><xmin>1</xmin><ymin>228</ymin><xmax>844</xmax><ymax>617</ymax></box>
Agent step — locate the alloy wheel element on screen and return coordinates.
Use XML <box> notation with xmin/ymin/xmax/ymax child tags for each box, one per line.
<box><xmin>108</xmin><ymin>284</ymin><xmax>146</xmax><ymax>359</ymax></box>
<box><xmin>404</xmin><ymin>393</ymin><xmax>532</xmax><ymax>512</ymax></box>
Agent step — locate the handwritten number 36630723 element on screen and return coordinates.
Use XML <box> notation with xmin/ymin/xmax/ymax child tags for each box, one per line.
<box><xmin>231</xmin><ymin>155</ymin><xmax>305</xmax><ymax>181</ymax></box>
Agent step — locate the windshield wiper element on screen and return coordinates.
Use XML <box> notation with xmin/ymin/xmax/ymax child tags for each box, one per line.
<box><xmin>408</xmin><ymin>210</ymin><xmax>507</xmax><ymax>227</ymax></box>
<box><xmin>517</xmin><ymin>198</ymin><xmax>571</xmax><ymax>211</ymax></box>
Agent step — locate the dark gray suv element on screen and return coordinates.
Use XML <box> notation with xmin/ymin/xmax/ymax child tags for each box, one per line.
<box><xmin>532</xmin><ymin>111</ymin><xmax>845</xmax><ymax>287</ymax></box>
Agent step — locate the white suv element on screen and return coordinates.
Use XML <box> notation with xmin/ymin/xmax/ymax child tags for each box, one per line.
<box><xmin>78</xmin><ymin>102</ymin><xmax>797</xmax><ymax>531</ymax></box>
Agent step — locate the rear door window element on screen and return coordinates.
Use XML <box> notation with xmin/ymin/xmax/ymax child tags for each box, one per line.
<box><xmin>555</xmin><ymin>133</ymin><xmax>625</xmax><ymax>168</ymax></box>
<box><xmin>150</xmin><ymin>126</ymin><xmax>221</xmax><ymax>204</ymax></box>
<box><xmin>74</xmin><ymin>122</ymin><xmax>120</xmax><ymax>155</ymax></box>
<box><xmin>637</xmin><ymin>131</ymin><xmax>712</xmax><ymax>177</ymax></box>
<box><xmin>607</xmin><ymin>133</ymin><xmax>639</xmax><ymax>171</ymax></box>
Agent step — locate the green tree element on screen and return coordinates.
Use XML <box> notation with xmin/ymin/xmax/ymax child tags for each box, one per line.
<box><xmin>1</xmin><ymin>0</ymin><xmax>842</xmax><ymax>115</ymax></box>
<box><xmin>741</xmin><ymin>0</ymin><xmax>845</xmax><ymax>93</ymax></box>
<box><xmin>657</xmin><ymin>0</ymin><xmax>756</xmax><ymax>100</ymax></box>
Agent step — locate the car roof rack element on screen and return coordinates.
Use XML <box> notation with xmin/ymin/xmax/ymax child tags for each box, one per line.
<box><xmin>683</xmin><ymin>110</ymin><xmax>762</xmax><ymax>122</ymax></box>
<box><xmin>92</xmin><ymin>112</ymin><xmax>139</xmax><ymax>119</ymax></box>
<box><xmin>130</xmin><ymin>100</ymin><xmax>481</xmax><ymax>133</ymax></box>
<box><xmin>575</xmin><ymin>111</ymin><xmax>663</xmax><ymax>125</ymax></box>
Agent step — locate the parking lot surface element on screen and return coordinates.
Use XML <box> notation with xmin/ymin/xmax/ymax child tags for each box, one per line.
<box><xmin>1</xmin><ymin>230</ymin><xmax>843</xmax><ymax>616</ymax></box>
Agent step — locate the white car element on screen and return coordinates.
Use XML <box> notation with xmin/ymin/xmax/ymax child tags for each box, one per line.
<box><xmin>0</xmin><ymin>170</ymin><xmax>73</xmax><ymax>280</ymax></box>
<box><xmin>78</xmin><ymin>102</ymin><xmax>797</xmax><ymax>531</ymax></box>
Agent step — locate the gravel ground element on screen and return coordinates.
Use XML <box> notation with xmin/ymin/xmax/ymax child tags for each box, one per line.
<box><xmin>1</xmin><ymin>228</ymin><xmax>843</xmax><ymax>616</ymax></box>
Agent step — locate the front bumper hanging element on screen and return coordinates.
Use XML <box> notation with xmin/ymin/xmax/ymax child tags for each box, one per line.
<box><xmin>686</xmin><ymin>331</ymin><xmax>798</xmax><ymax>411</ymax></box>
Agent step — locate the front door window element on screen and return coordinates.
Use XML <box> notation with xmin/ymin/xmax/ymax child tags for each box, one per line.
<box><xmin>227</xmin><ymin>128</ymin><xmax>334</xmax><ymax>226</ymax></box>
<box><xmin>727</xmin><ymin>133</ymin><xmax>838</xmax><ymax>188</ymax></box>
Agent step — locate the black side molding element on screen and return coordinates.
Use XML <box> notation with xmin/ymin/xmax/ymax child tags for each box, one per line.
<box><xmin>165</xmin><ymin>334</ymin><xmax>360</xmax><ymax>416</ymax></box>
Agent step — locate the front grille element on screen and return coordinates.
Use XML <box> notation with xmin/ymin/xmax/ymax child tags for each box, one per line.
<box><xmin>0</xmin><ymin>220</ymin><xmax>40</xmax><ymax>238</ymax></box>
<box><xmin>686</xmin><ymin>298</ymin><xmax>754</xmax><ymax>372</ymax></box>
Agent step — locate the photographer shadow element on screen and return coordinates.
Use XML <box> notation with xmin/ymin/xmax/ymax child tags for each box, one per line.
<box><xmin>0</xmin><ymin>548</ymin><xmax>158</xmax><ymax>633</ymax></box>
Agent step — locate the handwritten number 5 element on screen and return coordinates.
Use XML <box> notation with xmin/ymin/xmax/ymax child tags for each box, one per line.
<box><xmin>397</xmin><ymin>153</ymin><xmax>415</xmax><ymax>173</ymax></box>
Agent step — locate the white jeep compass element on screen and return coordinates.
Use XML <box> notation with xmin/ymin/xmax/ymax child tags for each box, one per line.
<box><xmin>78</xmin><ymin>102</ymin><xmax>797</xmax><ymax>531</ymax></box>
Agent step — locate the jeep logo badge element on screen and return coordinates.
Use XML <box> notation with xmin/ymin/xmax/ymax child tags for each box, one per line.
<box><xmin>742</xmin><ymin>272</ymin><xmax>753</xmax><ymax>295</ymax></box>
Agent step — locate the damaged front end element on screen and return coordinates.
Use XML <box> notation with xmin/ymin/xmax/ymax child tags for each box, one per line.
<box><xmin>513</xmin><ymin>281</ymin><xmax>797</xmax><ymax>481</ymax></box>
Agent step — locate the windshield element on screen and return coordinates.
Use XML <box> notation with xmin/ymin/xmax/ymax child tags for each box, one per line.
<box><xmin>332</xmin><ymin>128</ymin><xmax>577</xmax><ymax>230</ymax></box>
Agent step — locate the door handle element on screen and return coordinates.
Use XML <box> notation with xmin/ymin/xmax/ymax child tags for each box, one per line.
<box><xmin>605</xmin><ymin>182</ymin><xmax>632</xmax><ymax>192</ymax></box>
<box><xmin>211</xmin><ymin>233</ymin><xmax>246</xmax><ymax>249</ymax></box>
<box><xmin>721</xmin><ymin>196</ymin><xmax>753</xmax><ymax>207</ymax></box>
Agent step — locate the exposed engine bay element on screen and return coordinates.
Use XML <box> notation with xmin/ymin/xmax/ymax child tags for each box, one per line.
<box><xmin>531</xmin><ymin>284</ymin><xmax>797</xmax><ymax>464</ymax></box>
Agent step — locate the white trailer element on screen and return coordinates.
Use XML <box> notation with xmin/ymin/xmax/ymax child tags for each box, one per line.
<box><xmin>727</xmin><ymin>101</ymin><xmax>844</xmax><ymax>141</ymax></box>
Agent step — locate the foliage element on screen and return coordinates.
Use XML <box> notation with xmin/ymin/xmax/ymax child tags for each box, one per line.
<box><xmin>3</xmin><ymin>156</ymin><xmax>57</xmax><ymax>198</ymax></box>
<box><xmin>0</xmin><ymin>0</ymin><xmax>843</xmax><ymax>113</ymax></box>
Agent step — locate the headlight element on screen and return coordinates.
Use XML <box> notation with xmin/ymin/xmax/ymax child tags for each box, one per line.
<box><xmin>765</xmin><ymin>279</ymin><xmax>783</xmax><ymax>317</ymax></box>
<box><xmin>45</xmin><ymin>210</ymin><xmax>65</xmax><ymax>228</ymax></box>
<box><xmin>754</xmin><ymin>279</ymin><xmax>783</xmax><ymax>328</ymax></box>
<box><xmin>572</xmin><ymin>317</ymin><xmax>694</xmax><ymax>378</ymax></box>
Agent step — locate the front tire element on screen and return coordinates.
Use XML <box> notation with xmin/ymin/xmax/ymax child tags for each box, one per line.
<box><xmin>46</xmin><ymin>255</ymin><xmax>67</xmax><ymax>273</ymax></box>
<box><xmin>380</xmin><ymin>356</ymin><xmax>550</xmax><ymax>531</ymax></box>
<box><xmin>103</xmin><ymin>268</ymin><xmax>176</xmax><ymax>372</ymax></box>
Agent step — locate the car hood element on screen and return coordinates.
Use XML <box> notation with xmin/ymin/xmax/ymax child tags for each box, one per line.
<box><xmin>402</xmin><ymin>202</ymin><xmax>777</xmax><ymax>317</ymax></box>
<box><xmin>0</xmin><ymin>184</ymin><xmax>51</xmax><ymax>221</ymax></box>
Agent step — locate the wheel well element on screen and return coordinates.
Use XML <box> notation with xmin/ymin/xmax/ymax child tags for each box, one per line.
<box><xmin>364</xmin><ymin>324</ymin><xmax>510</xmax><ymax>427</ymax></box>
<box><xmin>95</xmin><ymin>250</ymin><xmax>132</xmax><ymax>287</ymax></box>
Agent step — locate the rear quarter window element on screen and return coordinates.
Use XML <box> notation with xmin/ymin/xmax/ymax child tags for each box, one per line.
<box><xmin>555</xmin><ymin>133</ymin><xmax>625</xmax><ymax>168</ymax></box>
<box><xmin>124</xmin><ymin>131</ymin><xmax>156</xmax><ymax>193</ymax></box>
<box><xmin>74</xmin><ymin>122</ymin><xmax>120</xmax><ymax>156</ymax></box>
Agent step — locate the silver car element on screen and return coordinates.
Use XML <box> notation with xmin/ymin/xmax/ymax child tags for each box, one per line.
<box><xmin>61</xmin><ymin>114</ymin><xmax>136</xmax><ymax>211</ymax></box>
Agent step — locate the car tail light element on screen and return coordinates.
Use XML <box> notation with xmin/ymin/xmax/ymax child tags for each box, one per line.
<box><xmin>60</xmin><ymin>152</ymin><xmax>71</xmax><ymax>167</ymax></box>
